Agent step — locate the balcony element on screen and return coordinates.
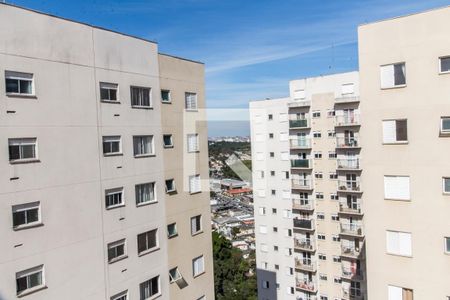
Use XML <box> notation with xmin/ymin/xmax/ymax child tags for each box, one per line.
<box><xmin>337</xmin><ymin>180</ymin><xmax>362</xmax><ymax>193</ymax></box>
<box><xmin>289</xmin><ymin>100</ymin><xmax>311</xmax><ymax>108</ymax></box>
<box><xmin>335</xmin><ymin>95</ymin><xmax>360</xmax><ymax>104</ymax></box>
<box><xmin>295</xmin><ymin>258</ymin><xmax>316</xmax><ymax>272</ymax></box>
<box><xmin>339</xmin><ymin>203</ymin><xmax>363</xmax><ymax>215</ymax></box>
<box><xmin>292</xmin><ymin>179</ymin><xmax>313</xmax><ymax>191</ymax></box>
<box><xmin>291</xmin><ymin>159</ymin><xmax>312</xmax><ymax>169</ymax></box>
<box><xmin>342</xmin><ymin>288</ymin><xmax>364</xmax><ymax>300</ymax></box>
<box><xmin>336</xmin><ymin>137</ymin><xmax>360</xmax><ymax>149</ymax></box>
<box><xmin>295</xmin><ymin>278</ymin><xmax>317</xmax><ymax>293</ymax></box>
<box><xmin>335</xmin><ymin>114</ymin><xmax>360</xmax><ymax>127</ymax></box>
<box><xmin>341</xmin><ymin>246</ymin><xmax>363</xmax><ymax>259</ymax></box>
<box><xmin>290</xmin><ymin>139</ymin><xmax>311</xmax><ymax>149</ymax></box>
<box><xmin>337</xmin><ymin>158</ymin><xmax>360</xmax><ymax>170</ymax></box>
<box><xmin>290</xmin><ymin>118</ymin><xmax>309</xmax><ymax>129</ymax></box>
<box><xmin>341</xmin><ymin>266</ymin><xmax>364</xmax><ymax>280</ymax></box>
<box><xmin>340</xmin><ymin>223</ymin><xmax>363</xmax><ymax>237</ymax></box>
<box><xmin>293</xmin><ymin>218</ymin><xmax>315</xmax><ymax>231</ymax></box>
<box><xmin>292</xmin><ymin>199</ymin><xmax>314</xmax><ymax>211</ymax></box>
<box><xmin>294</xmin><ymin>238</ymin><xmax>315</xmax><ymax>251</ymax></box>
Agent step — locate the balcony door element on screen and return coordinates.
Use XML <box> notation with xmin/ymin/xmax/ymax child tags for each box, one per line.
<box><xmin>346</xmin><ymin>174</ymin><xmax>357</xmax><ymax>189</ymax></box>
<box><xmin>344</xmin><ymin>130</ymin><xmax>356</xmax><ymax>146</ymax></box>
<box><xmin>297</xmin><ymin>132</ymin><xmax>308</xmax><ymax>147</ymax></box>
<box><xmin>343</xmin><ymin>109</ymin><xmax>355</xmax><ymax>123</ymax></box>
<box><xmin>346</xmin><ymin>194</ymin><xmax>358</xmax><ymax>210</ymax></box>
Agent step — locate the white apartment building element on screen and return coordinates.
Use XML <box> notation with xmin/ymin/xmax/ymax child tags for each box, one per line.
<box><xmin>251</xmin><ymin>72</ymin><xmax>366</xmax><ymax>300</ymax></box>
<box><xmin>0</xmin><ymin>3</ymin><xmax>213</xmax><ymax>300</ymax></box>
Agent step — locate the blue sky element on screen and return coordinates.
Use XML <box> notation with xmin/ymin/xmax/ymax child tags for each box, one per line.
<box><xmin>10</xmin><ymin>0</ymin><xmax>450</xmax><ymax>136</ymax></box>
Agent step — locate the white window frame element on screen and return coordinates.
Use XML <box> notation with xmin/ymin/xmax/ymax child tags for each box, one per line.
<box><xmin>440</xmin><ymin>117</ymin><xmax>450</xmax><ymax>134</ymax></box>
<box><xmin>100</xmin><ymin>82</ymin><xmax>119</xmax><ymax>102</ymax></box>
<box><xmin>5</xmin><ymin>71</ymin><xmax>34</xmax><ymax>96</ymax></box>
<box><xmin>105</xmin><ymin>188</ymin><xmax>125</xmax><ymax>209</ymax></box>
<box><xmin>187</xmin><ymin>134</ymin><xmax>200</xmax><ymax>152</ymax></box>
<box><xmin>163</xmin><ymin>134</ymin><xmax>174</xmax><ymax>148</ymax></box>
<box><xmin>135</xmin><ymin>182</ymin><xmax>156</xmax><ymax>206</ymax></box>
<box><xmin>8</xmin><ymin>138</ymin><xmax>38</xmax><ymax>162</ymax></box>
<box><xmin>169</xmin><ymin>267</ymin><xmax>183</xmax><ymax>283</ymax></box>
<box><xmin>133</xmin><ymin>135</ymin><xmax>154</xmax><ymax>157</ymax></box>
<box><xmin>185</xmin><ymin>92</ymin><xmax>198</xmax><ymax>111</ymax></box>
<box><xmin>102</xmin><ymin>136</ymin><xmax>122</xmax><ymax>156</ymax></box>
<box><xmin>189</xmin><ymin>174</ymin><xmax>201</xmax><ymax>194</ymax></box>
<box><xmin>384</xmin><ymin>175</ymin><xmax>410</xmax><ymax>201</ymax></box>
<box><xmin>386</xmin><ymin>230</ymin><xmax>412</xmax><ymax>257</ymax></box>
<box><xmin>191</xmin><ymin>215</ymin><xmax>203</xmax><ymax>235</ymax></box>
<box><xmin>382</xmin><ymin>119</ymin><xmax>408</xmax><ymax>144</ymax></box>
<box><xmin>107</xmin><ymin>239</ymin><xmax>127</xmax><ymax>263</ymax></box>
<box><xmin>12</xmin><ymin>202</ymin><xmax>42</xmax><ymax>230</ymax></box>
<box><xmin>139</xmin><ymin>276</ymin><xmax>160</xmax><ymax>300</ymax></box>
<box><xmin>161</xmin><ymin>89</ymin><xmax>171</xmax><ymax>103</ymax></box>
<box><xmin>16</xmin><ymin>265</ymin><xmax>45</xmax><ymax>296</ymax></box>
<box><xmin>439</xmin><ymin>56</ymin><xmax>450</xmax><ymax>74</ymax></box>
<box><xmin>167</xmin><ymin>223</ymin><xmax>178</xmax><ymax>238</ymax></box>
<box><xmin>137</xmin><ymin>229</ymin><xmax>159</xmax><ymax>255</ymax></box>
<box><xmin>130</xmin><ymin>86</ymin><xmax>152</xmax><ymax>108</ymax></box>
<box><xmin>110</xmin><ymin>290</ymin><xmax>128</xmax><ymax>300</ymax></box>
<box><xmin>165</xmin><ymin>179</ymin><xmax>176</xmax><ymax>193</ymax></box>
<box><xmin>192</xmin><ymin>255</ymin><xmax>205</xmax><ymax>277</ymax></box>
<box><xmin>380</xmin><ymin>62</ymin><xmax>406</xmax><ymax>89</ymax></box>
<box><xmin>443</xmin><ymin>177</ymin><xmax>450</xmax><ymax>195</ymax></box>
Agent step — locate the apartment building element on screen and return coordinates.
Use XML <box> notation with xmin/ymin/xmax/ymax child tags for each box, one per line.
<box><xmin>250</xmin><ymin>72</ymin><xmax>367</xmax><ymax>300</ymax></box>
<box><xmin>0</xmin><ymin>4</ymin><xmax>212</xmax><ymax>300</ymax></box>
<box><xmin>359</xmin><ymin>7</ymin><xmax>450</xmax><ymax>300</ymax></box>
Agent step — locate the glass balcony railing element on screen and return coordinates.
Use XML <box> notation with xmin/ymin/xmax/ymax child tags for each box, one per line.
<box><xmin>293</xmin><ymin>218</ymin><xmax>314</xmax><ymax>230</ymax></box>
<box><xmin>294</xmin><ymin>238</ymin><xmax>315</xmax><ymax>251</ymax></box>
<box><xmin>336</xmin><ymin>137</ymin><xmax>360</xmax><ymax>148</ymax></box>
<box><xmin>341</xmin><ymin>245</ymin><xmax>362</xmax><ymax>258</ymax></box>
<box><xmin>292</xmin><ymin>179</ymin><xmax>312</xmax><ymax>190</ymax></box>
<box><xmin>337</xmin><ymin>158</ymin><xmax>360</xmax><ymax>170</ymax></box>
<box><xmin>292</xmin><ymin>199</ymin><xmax>314</xmax><ymax>210</ymax></box>
<box><xmin>291</xmin><ymin>159</ymin><xmax>311</xmax><ymax>168</ymax></box>
<box><xmin>290</xmin><ymin>118</ymin><xmax>309</xmax><ymax>128</ymax></box>
<box><xmin>295</xmin><ymin>258</ymin><xmax>316</xmax><ymax>272</ymax></box>
<box><xmin>340</xmin><ymin>223</ymin><xmax>363</xmax><ymax>236</ymax></box>
<box><xmin>335</xmin><ymin>114</ymin><xmax>360</xmax><ymax>126</ymax></box>
<box><xmin>290</xmin><ymin>139</ymin><xmax>311</xmax><ymax>149</ymax></box>
<box><xmin>338</xmin><ymin>180</ymin><xmax>361</xmax><ymax>192</ymax></box>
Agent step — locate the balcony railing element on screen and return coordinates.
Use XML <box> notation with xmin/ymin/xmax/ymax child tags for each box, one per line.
<box><xmin>289</xmin><ymin>100</ymin><xmax>311</xmax><ymax>108</ymax></box>
<box><xmin>339</xmin><ymin>203</ymin><xmax>362</xmax><ymax>214</ymax></box>
<box><xmin>290</xmin><ymin>118</ymin><xmax>309</xmax><ymax>128</ymax></box>
<box><xmin>341</xmin><ymin>246</ymin><xmax>362</xmax><ymax>258</ymax></box>
<box><xmin>293</xmin><ymin>218</ymin><xmax>314</xmax><ymax>230</ymax></box>
<box><xmin>292</xmin><ymin>179</ymin><xmax>312</xmax><ymax>190</ymax></box>
<box><xmin>338</xmin><ymin>180</ymin><xmax>361</xmax><ymax>192</ymax></box>
<box><xmin>294</xmin><ymin>238</ymin><xmax>315</xmax><ymax>251</ymax></box>
<box><xmin>336</xmin><ymin>137</ymin><xmax>360</xmax><ymax>148</ymax></box>
<box><xmin>295</xmin><ymin>258</ymin><xmax>316</xmax><ymax>272</ymax></box>
<box><xmin>291</xmin><ymin>159</ymin><xmax>311</xmax><ymax>169</ymax></box>
<box><xmin>335</xmin><ymin>95</ymin><xmax>360</xmax><ymax>104</ymax></box>
<box><xmin>292</xmin><ymin>199</ymin><xmax>314</xmax><ymax>210</ymax></box>
<box><xmin>296</xmin><ymin>278</ymin><xmax>317</xmax><ymax>292</ymax></box>
<box><xmin>341</xmin><ymin>266</ymin><xmax>364</xmax><ymax>280</ymax></box>
<box><xmin>337</xmin><ymin>158</ymin><xmax>360</xmax><ymax>170</ymax></box>
<box><xmin>342</xmin><ymin>287</ymin><xmax>364</xmax><ymax>300</ymax></box>
<box><xmin>290</xmin><ymin>139</ymin><xmax>311</xmax><ymax>149</ymax></box>
<box><xmin>335</xmin><ymin>114</ymin><xmax>360</xmax><ymax>126</ymax></box>
<box><xmin>340</xmin><ymin>223</ymin><xmax>363</xmax><ymax>236</ymax></box>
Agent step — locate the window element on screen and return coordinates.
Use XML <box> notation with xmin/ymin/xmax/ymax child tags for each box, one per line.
<box><xmin>272</xmin><ymin>208</ymin><xmax>277</xmax><ymax>214</ymax></box>
<box><xmin>334</xmin><ymin>277</ymin><xmax>342</xmax><ymax>284</ymax></box>
<box><xmin>284</xmin><ymin>171</ymin><xmax>290</xmax><ymax>179</ymax></box>
<box><xmin>279</xmin><ymin>132</ymin><xmax>288</xmax><ymax>141</ymax></box>
<box><xmin>103</xmin><ymin>136</ymin><xmax>121</xmax><ymax>155</ymax></box>
<box><xmin>313</xmin><ymin>131</ymin><xmax>322</xmax><ymax>138</ymax></box>
<box><xmin>388</xmin><ymin>285</ymin><xmax>413</xmax><ymax>300</ymax></box>
<box><xmin>386</xmin><ymin>230</ymin><xmax>412</xmax><ymax>256</ymax></box>
<box><xmin>185</xmin><ymin>92</ymin><xmax>197</xmax><ymax>110</ymax></box>
<box><xmin>169</xmin><ymin>267</ymin><xmax>183</xmax><ymax>283</ymax></box>
<box><xmin>111</xmin><ymin>291</ymin><xmax>128</xmax><ymax>300</ymax></box>
<box><xmin>384</xmin><ymin>176</ymin><xmax>410</xmax><ymax>200</ymax></box>
<box><xmin>269</xmin><ymin>133</ymin><xmax>274</xmax><ymax>139</ymax></box>
<box><xmin>259</xmin><ymin>225</ymin><xmax>267</xmax><ymax>234</ymax></box>
<box><xmin>268</xmin><ymin>114</ymin><xmax>273</xmax><ymax>120</ymax></box>
<box><xmin>315</xmin><ymin>172</ymin><xmax>323</xmax><ymax>179</ymax></box>
<box><xmin>445</xmin><ymin>237</ymin><xmax>450</xmax><ymax>253</ymax></box>
<box><xmin>12</xmin><ymin>202</ymin><xmax>41</xmax><ymax>229</ymax></box>
<box><xmin>191</xmin><ymin>215</ymin><xmax>202</xmax><ymax>235</ymax></box>
<box><xmin>137</xmin><ymin>229</ymin><xmax>158</xmax><ymax>254</ymax></box>
<box><xmin>282</xmin><ymin>209</ymin><xmax>292</xmax><ymax>219</ymax></box>
<box><xmin>107</xmin><ymin>239</ymin><xmax>127</xmax><ymax>263</ymax></box>
<box><xmin>259</xmin><ymin>207</ymin><xmax>266</xmax><ymax>215</ymax></box>
<box><xmin>332</xmin><ymin>235</ymin><xmax>340</xmax><ymax>242</ymax></box>
<box><xmin>105</xmin><ymin>188</ymin><xmax>124</xmax><ymax>209</ymax></box>
<box><xmin>187</xmin><ymin>134</ymin><xmax>199</xmax><ymax>152</ymax></box>
<box><xmin>189</xmin><ymin>175</ymin><xmax>201</xmax><ymax>194</ymax></box>
<box><xmin>383</xmin><ymin>120</ymin><xmax>408</xmax><ymax>143</ymax></box>
<box><xmin>327</xmin><ymin>110</ymin><xmax>335</xmax><ymax>117</ymax></box>
<box><xmin>270</xmin><ymin>171</ymin><xmax>275</xmax><ymax>176</ymax></box>
<box><xmin>269</xmin><ymin>152</ymin><xmax>274</xmax><ymax>158</ymax></box>
<box><xmin>329</xmin><ymin>173</ymin><xmax>338</xmax><ymax>180</ymax></box>
<box><xmin>319</xmin><ymin>274</ymin><xmax>327</xmax><ymax>281</ymax></box>
<box><xmin>163</xmin><ymin>134</ymin><xmax>173</xmax><ymax>148</ymax></box>
<box><xmin>5</xmin><ymin>71</ymin><xmax>34</xmax><ymax>95</ymax></box>
<box><xmin>161</xmin><ymin>90</ymin><xmax>171</xmax><ymax>103</ymax></box>
<box><xmin>262</xmin><ymin>280</ymin><xmax>270</xmax><ymax>289</ymax></box>
<box><xmin>273</xmin><ymin>245</ymin><xmax>278</xmax><ymax>251</ymax></box>
<box><xmin>380</xmin><ymin>63</ymin><xmax>406</xmax><ymax>88</ymax></box>
<box><xmin>331</xmin><ymin>214</ymin><xmax>339</xmax><ymax>221</ymax></box>
<box><xmin>193</xmin><ymin>255</ymin><xmax>205</xmax><ymax>277</ymax></box>
<box><xmin>439</xmin><ymin>56</ymin><xmax>450</xmax><ymax>73</ymax></box>
<box><xmin>341</xmin><ymin>83</ymin><xmax>355</xmax><ymax>95</ymax></box>
<box><xmin>316</xmin><ymin>192</ymin><xmax>324</xmax><ymax>200</ymax></box>
<box><xmin>314</xmin><ymin>152</ymin><xmax>322</xmax><ymax>159</ymax></box>
<box><xmin>440</xmin><ymin>117</ymin><xmax>450</xmax><ymax>134</ymax></box>
<box><xmin>312</xmin><ymin>111</ymin><xmax>321</xmax><ymax>118</ymax></box>
<box><xmin>271</xmin><ymin>189</ymin><xmax>276</xmax><ymax>196</ymax></box>
<box><xmin>9</xmin><ymin>138</ymin><xmax>37</xmax><ymax>162</ymax></box>
<box><xmin>133</xmin><ymin>135</ymin><xmax>154</xmax><ymax>156</ymax></box>
<box><xmin>167</xmin><ymin>223</ymin><xmax>178</xmax><ymax>238</ymax></box>
<box><xmin>329</xmin><ymin>151</ymin><xmax>337</xmax><ymax>159</ymax></box>
<box><xmin>320</xmin><ymin>296</ymin><xmax>328</xmax><ymax>300</ymax></box>
<box><xmin>330</xmin><ymin>193</ymin><xmax>338</xmax><ymax>200</ymax></box>
<box><xmin>318</xmin><ymin>253</ymin><xmax>326</xmax><ymax>260</ymax></box>
<box><xmin>328</xmin><ymin>130</ymin><xmax>335</xmax><ymax>138</ymax></box>
<box><xmin>131</xmin><ymin>86</ymin><xmax>151</xmax><ymax>107</ymax></box>
<box><xmin>281</xmin><ymin>152</ymin><xmax>289</xmax><ymax>160</ymax></box>
<box><xmin>135</xmin><ymin>182</ymin><xmax>156</xmax><ymax>205</ymax></box>
<box><xmin>273</xmin><ymin>227</ymin><xmax>278</xmax><ymax>232</ymax></box>
<box><xmin>165</xmin><ymin>179</ymin><xmax>176</xmax><ymax>193</ymax></box>
<box><xmin>318</xmin><ymin>234</ymin><xmax>326</xmax><ymax>240</ymax></box>
<box><xmin>139</xmin><ymin>276</ymin><xmax>160</xmax><ymax>300</ymax></box>
<box><xmin>443</xmin><ymin>178</ymin><xmax>450</xmax><ymax>194</ymax></box>
<box><xmin>317</xmin><ymin>212</ymin><xmax>325</xmax><ymax>220</ymax></box>
<box><xmin>100</xmin><ymin>82</ymin><xmax>118</xmax><ymax>102</ymax></box>
<box><xmin>332</xmin><ymin>256</ymin><xmax>341</xmax><ymax>262</ymax></box>
<box><xmin>16</xmin><ymin>265</ymin><xmax>45</xmax><ymax>296</ymax></box>
<box><xmin>293</xmin><ymin>89</ymin><xmax>305</xmax><ymax>99</ymax></box>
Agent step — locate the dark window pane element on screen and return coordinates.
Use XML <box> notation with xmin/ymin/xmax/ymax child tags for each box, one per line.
<box><xmin>26</xmin><ymin>209</ymin><xmax>39</xmax><ymax>223</ymax></box>
<box><xmin>19</xmin><ymin>80</ymin><xmax>32</xmax><ymax>94</ymax></box>
<box><xmin>446</xmin><ymin>237</ymin><xmax>450</xmax><ymax>252</ymax></box>
<box><xmin>13</xmin><ymin>211</ymin><xmax>26</xmax><ymax>227</ymax></box>
<box><xmin>108</xmin><ymin>247</ymin><xmax>115</xmax><ymax>260</ymax></box>
<box><xmin>16</xmin><ymin>277</ymin><xmax>27</xmax><ymax>293</ymax></box>
<box><xmin>147</xmin><ymin>230</ymin><xmax>157</xmax><ymax>249</ymax></box>
<box><xmin>9</xmin><ymin>145</ymin><xmax>20</xmax><ymax>160</ymax></box>
<box><xmin>396</xmin><ymin>120</ymin><xmax>408</xmax><ymax>141</ymax></box>
<box><xmin>441</xmin><ymin>57</ymin><xmax>450</xmax><ymax>72</ymax></box>
<box><xmin>109</xmin><ymin>89</ymin><xmax>117</xmax><ymax>101</ymax></box>
<box><xmin>21</xmin><ymin>145</ymin><xmax>35</xmax><ymax>159</ymax></box>
<box><xmin>100</xmin><ymin>88</ymin><xmax>109</xmax><ymax>100</ymax></box>
<box><xmin>131</xmin><ymin>88</ymin><xmax>138</xmax><ymax>106</ymax></box>
<box><xmin>103</xmin><ymin>142</ymin><xmax>110</xmax><ymax>154</ymax></box>
<box><xmin>444</xmin><ymin>179</ymin><xmax>450</xmax><ymax>193</ymax></box>
<box><xmin>6</xmin><ymin>79</ymin><xmax>19</xmax><ymax>93</ymax></box>
<box><xmin>137</xmin><ymin>233</ymin><xmax>147</xmax><ymax>253</ymax></box>
<box><xmin>394</xmin><ymin>63</ymin><xmax>406</xmax><ymax>85</ymax></box>
<box><xmin>28</xmin><ymin>272</ymin><xmax>41</xmax><ymax>288</ymax></box>
<box><xmin>161</xmin><ymin>90</ymin><xmax>170</xmax><ymax>101</ymax></box>
<box><xmin>150</xmin><ymin>276</ymin><xmax>159</xmax><ymax>295</ymax></box>
<box><xmin>163</xmin><ymin>135</ymin><xmax>172</xmax><ymax>146</ymax></box>
<box><xmin>111</xmin><ymin>142</ymin><xmax>120</xmax><ymax>153</ymax></box>
<box><xmin>117</xmin><ymin>244</ymin><xmax>124</xmax><ymax>257</ymax></box>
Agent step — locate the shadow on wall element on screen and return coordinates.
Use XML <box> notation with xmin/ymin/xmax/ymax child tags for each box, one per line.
<box><xmin>256</xmin><ymin>268</ymin><xmax>277</xmax><ymax>300</ymax></box>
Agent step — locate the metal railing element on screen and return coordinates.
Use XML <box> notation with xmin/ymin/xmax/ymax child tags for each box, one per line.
<box><xmin>336</xmin><ymin>137</ymin><xmax>359</xmax><ymax>148</ymax></box>
<box><xmin>335</xmin><ymin>114</ymin><xmax>360</xmax><ymax>126</ymax></box>
<box><xmin>337</xmin><ymin>158</ymin><xmax>360</xmax><ymax>170</ymax></box>
<box><xmin>291</xmin><ymin>159</ymin><xmax>311</xmax><ymax>168</ymax></box>
<box><xmin>294</xmin><ymin>238</ymin><xmax>315</xmax><ymax>251</ymax></box>
<box><xmin>337</xmin><ymin>180</ymin><xmax>361</xmax><ymax>192</ymax></box>
<box><xmin>296</xmin><ymin>278</ymin><xmax>316</xmax><ymax>292</ymax></box>
<box><xmin>292</xmin><ymin>179</ymin><xmax>312</xmax><ymax>190</ymax></box>
<box><xmin>295</xmin><ymin>258</ymin><xmax>316</xmax><ymax>271</ymax></box>
<box><xmin>339</xmin><ymin>203</ymin><xmax>362</xmax><ymax>214</ymax></box>
<box><xmin>340</xmin><ymin>223</ymin><xmax>363</xmax><ymax>236</ymax></box>
<box><xmin>292</xmin><ymin>199</ymin><xmax>314</xmax><ymax>210</ymax></box>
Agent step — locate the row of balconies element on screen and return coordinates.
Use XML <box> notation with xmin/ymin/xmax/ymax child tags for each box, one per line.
<box><xmin>292</xmin><ymin>198</ymin><xmax>363</xmax><ymax>215</ymax></box>
<box><xmin>290</xmin><ymin>158</ymin><xmax>360</xmax><ymax>170</ymax></box>
<box><xmin>290</xmin><ymin>178</ymin><xmax>362</xmax><ymax>192</ymax></box>
<box><xmin>290</xmin><ymin>137</ymin><xmax>360</xmax><ymax>149</ymax></box>
<box><xmin>295</xmin><ymin>257</ymin><xmax>316</xmax><ymax>272</ymax></box>
<box><xmin>289</xmin><ymin>96</ymin><xmax>359</xmax><ymax>108</ymax></box>
<box><xmin>289</xmin><ymin>114</ymin><xmax>360</xmax><ymax>129</ymax></box>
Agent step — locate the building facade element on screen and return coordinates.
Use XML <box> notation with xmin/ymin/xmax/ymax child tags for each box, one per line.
<box><xmin>250</xmin><ymin>72</ymin><xmax>367</xmax><ymax>300</ymax></box>
<box><xmin>0</xmin><ymin>3</ymin><xmax>213</xmax><ymax>300</ymax></box>
<box><xmin>359</xmin><ymin>7</ymin><xmax>450</xmax><ymax>300</ymax></box>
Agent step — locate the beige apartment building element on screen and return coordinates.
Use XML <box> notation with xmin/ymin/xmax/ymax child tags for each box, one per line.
<box><xmin>359</xmin><ymin>6</ymin><xmax>450</xmax><ymax>300</ymax></box>
<box><xmin>251</xmin><ymin>72</ymin><xmax>367</xmax><ymax>300</ymax></box>
<box><xmin>0</xmin><ymin>3</ymin><xmax>213</xmax><ymax>300</ymax></box>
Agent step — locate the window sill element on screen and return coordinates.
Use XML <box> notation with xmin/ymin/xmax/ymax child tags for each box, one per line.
<box><xmin>17</xmin><ymin>285</ymin><xmax>47</xmax><ymax>298</ymax></box>
<box><xmin>106</xmin><ymin>204</ymin><xmax>125</xmax><ymax>210</ymax></box>
<box><xmin>100</xmin><ymin>100</ymin><xmax>121</xmax><ymax>104</ymax></box>
<box><xmin>6</xmin><ymin>93</ymin><xmax>37</xmax><ymax>99</ymax></box>
<box><xmin>104</xmin><ymin>153</ymin><xmax>123</xmax><ymax>157</ymax></box>
<box><xmin>161</xmin><ymin>100</ymin><xmax>172</xmax><ymax>104</ymax></box>
<box><xmin>188</xmin><ymin>150</ymin><xmax>200</xmax><ymax>153</ymax></box>
<box><xmin>386</xmin><ymin>252</ymin><xmax>412</xmax><ymax>258</ymax></box>
<box><xmin>382</xmin><ymin>141</ymin><xmax>408</xmax><ymax>145</ymax></box>
<box><xmin>13</xmin><ymin>222</ymin><xmax>44</xmax><ymax>231</ymax></box>
<box><xmin>134</xmin><ymin>154</ymin><xmax>156</xmax><ymax>159</ymax></box>
<box><xmin>439</xmin><ymin>131</ymin><xmax>450</xmax><ymax>137</ymax></box>
<box><xmin>136</xmin><ymin>200</ymin><xmax>158</xmax><ymax>208</ymax></box>
<box><xmin>10</xmin><ymin>159</ymin><xmax>40</xmax><ymax>165</ymax></box>
<box><xmin>380</xmin><ymin>84</ymin><xmax>407</xmax><ymax>90</ymax></box>
<box><xmin>168</xmin><ymin>233</ymin><xmax>178</xmax><ymax>239</ymax></box>
<box><xmin>185</xmin><ymin>109</ymin><xmax>199</xmax><ymax>112</ymax></box>
<box><xmin>191</xmin><ymin>230</ymin><xmax>204</xmax><ymax>237</ymax></box>
<box><xmin>131</xmin><ymin>105</ymin><xmax>153</xmax><ymax>110</ymax></box>
<box><xmin>438</xmin><ymin>71</ymin><xmax>450</xmax><ymax>75</ymax></box>
<box><xmin>193</xmin><ymin>271</ymin><xmax>205</xmax><ymax>279</ymax></box>
<box><xmin>108</xmin><ymin>255</ymin><xmax>128</xmax><ymax>264</ymax></box>
<box><xmin>145</xmin><ymin>293</ymin><xmax>162</xmax><ymax>300</ymax></box>
<box><xmin>138</xmin><ymin>247</ymin><xmax>160</xmax><ymax>257</ymax></box>
<box><xmin>189</xmin><ymin>191</ymin><xmax>202</xmax><ymax>195</ymax></box>
<box><xmin>384</xmin><ymin>198</ymin><xmax>411</xmax><ymax>202</ymax></box>
<box><xmin>166</xmin><ymin>189</ymin><xmax>177</xmax><ymax>194</ymax></box>
<box><xmin>163</xmin><ymin>145</ymin><xmax>174</xmax><ymax>149</ymax></box>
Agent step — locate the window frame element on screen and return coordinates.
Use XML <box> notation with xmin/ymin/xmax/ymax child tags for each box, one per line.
<box><xmin>163</xmin><ymin>134</ymin><xmax>174</xmax><ymax>148</ymax></box>
<box><xmin>161</xmin><ymin>89</ymin><xmax>171</xmax><ymax>103</ymax></box>
<box><xmin>16</xmin><ymin>265</ymin><xmax>46</xmax><ymax>296</ymax></box>
<box><xmin>133</xmin><ymin>135</ymin><xmax>154</xmax><ymax>157</ymax></box>
<box><xmin>439</xmin><ymin>56</ymin><xmax>450</xmax><ymax>74</ymax></box>
<box><xmin>110</xmin><ymin>290</ymin><xmax>128</xmax><ymax>300</ymax></box>
<box><xmin>165</xmin><ymin>179</ymin><xmax>177</xmax><ymax>193</ymax></box>
<box><xmin>169</xmin><ymin>267</ymin><xmax>183</xmax><ymax>283</ymax></box>
<box><xmin>12</xmin><ymin>202</ymin><xmax>42</xmax><ymax>230</ymax></box>
<box><xmin>445</xmin><ymin>237</ymin><xmax>450</xmax><ymax>254</ymax></box>
<box><xmin>135</xmin><ymin>182</ymin><xmax>157</xmax><ymax>206</ymax></box>
<box><xmin>130</xmin><ymin>86</ymin><xmax>152</xmax><ymax>108</ymax></box>
<box><xmin>107</xmin><ymin>239</ymin><xmax>127</xmax><ymax>263</ymax></box>
<box><xmin>8</xmin><ymin>138</ymin><xmax>38</xmax><ymax>163</ymax></box>
<box><xmin>105</xmin><ymin>188</ymin><xmax>125</xmax><ymax>209</ymax></box>
<box><xmin>189</xmin><ymin>174</ymin><xmax>202</xmax><ymax>194</ymax></box>
<box><xmin>137</xmin><ymin>229</ymin><xmax>159</xmax><ymax>256</ymax></box>
<box><xmin>185</xmin><ymin>92</ymin><xmax>198</xmax><ymax>111</ymax></box>
<box><xmin>191</xmin><ymin>215</ymin><xmax>203</xmax><ymax>236</ymax></box>
<box><xmin>99</xmin><ymin>82</ymin><xmax>119</xmax><ymax>102</ymax></box>
<box><xmin>167</xmin><ymin>223</ymin><xmax>178</xmax><ymax>238</ymax></box>
<box><xmin>440</xmin><ymin>117</ymin><xmax>450</xmax><ymax>135</ymax></box>
<box><xmin>5</xmin><ymin>71</ymin><xmax>35</xmax><ymax>96</ymax></box>
<box><xmin>386</xmin><ymin>230</ymin><xmax>412</xmax><ymax>257</ymax></box>
<box><xmin>192</xmin><ymin>255</ymin><xmax>205</xmax><ymax>277</ymax></box>
<box><xmin>380</xmin><ymin>62</ymin><xmax>407</xmax><ymax>89</ymax></box>
<box><xmin>382</xmin><ymin>119</ymin><xmax>408</xmax><ymax>144</ymax></box>
<box><xmin>102</xmin><ymin>136</ymin><xmax>122</xmax><ymax>156</ymax></box>
<box><xmin>187</xmin><ymin>133</ymin><xmax>200</xmax><ymax>153</ymax></box>
<box><xmin>139</xmin><ymin>276</ymin><xmax>160</xmax><ymax>300</ymax></box>
<box><xmin>443</xmin><ymin>177</ymin><xmax>450</xmax><ymax>195</ymax></box>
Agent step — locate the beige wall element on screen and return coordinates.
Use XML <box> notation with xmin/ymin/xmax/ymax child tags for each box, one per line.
<box><xmin>359</xmin><ymin>7</ymin><xmax>450</xmax><ymax>300</ymax></box>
